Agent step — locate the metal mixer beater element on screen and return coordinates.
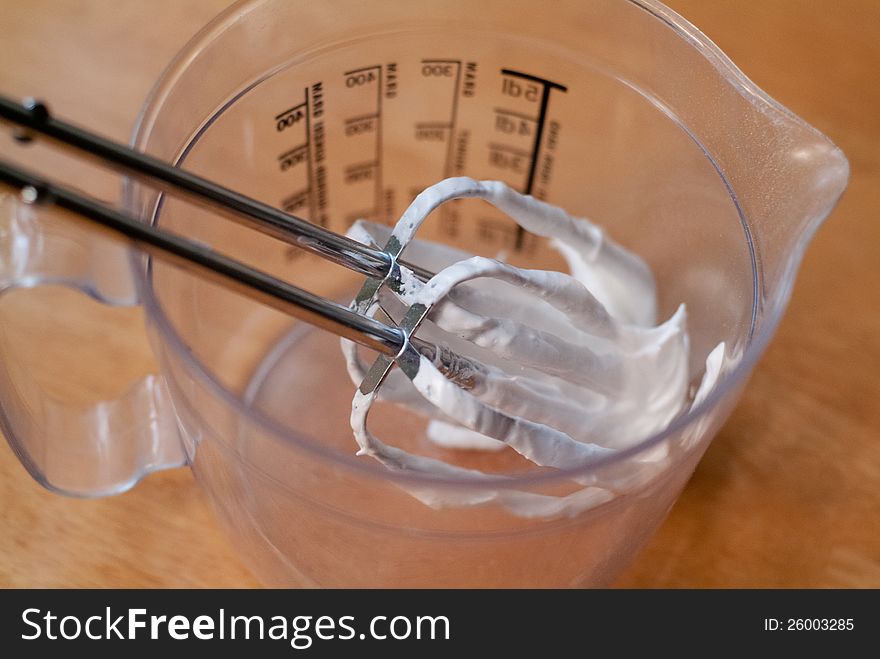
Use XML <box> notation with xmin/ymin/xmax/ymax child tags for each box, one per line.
<box><xmin>0</xmin><ymin>95</ymin><xmax>719</xmax><ymax>518</ymax></box>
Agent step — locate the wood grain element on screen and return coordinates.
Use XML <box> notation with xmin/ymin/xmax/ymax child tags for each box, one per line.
<box><xmin>0</xmin><ymin>0</ymin><xmax>877</xmax><ymax>587</ymax></box>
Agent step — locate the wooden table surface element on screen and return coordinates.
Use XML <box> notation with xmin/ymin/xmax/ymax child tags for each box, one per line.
<box><xmin>0</xmin><ymin>0</ymin><xmax>877</xmax><ymax>588</ymax></box>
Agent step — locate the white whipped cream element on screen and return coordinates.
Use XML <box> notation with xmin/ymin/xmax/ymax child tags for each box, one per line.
<box><xmin>340</xmin><ymin>178</ymin><xmax>728</xmax><ymax>518</ymax></box>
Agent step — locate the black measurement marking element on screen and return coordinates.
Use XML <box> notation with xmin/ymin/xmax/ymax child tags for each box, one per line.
<box><xmin>500</xmin><ymin>69</ymin><xmax>568</xmax><ymax>248</ymax></box>
<box><xmin>385</xmin><ymin>62</ymin><xmax>398</xmax><ymax>99</ymax></box>
<box><xmin>304</xmin><ymin>86</ymin><xmax>317</xmax><ymax>222</ymax></box>
<box><xmin>345</xmin><ymin>160</ymin><xmax>379</xmax><ymax>171</ymax></box>
<box><xmin>488</xmin><ymin>143</ymin><xmax>532</xmax><ymax>158</ymax></box>
<box><xmin>345</xmin><ymin>116</ymin><xmax>378</xmax><ymax>136</ymax></box>
<box><xmin>277</xmin><ymin>144</ymin><xmax>308</xmax><ymax>171</ymax></box>
<box><xmin>344</xmin><ymin>160</ymin><xmax>379</xmax><ymax>184</ymax></box>
<box><xmin>462</xmin><ymin>61</ymin><xmax>477</xmax><ymax>97</ymax></box>
<box><xmin>453</xmin><ymin>129</ymin><xmax>469</xmax><ymax>175</ymax></box>
<box><xmin>375</xmin><ymin>66</ymin><xmax>384</xmax><ymax>220</ymax></box>
<box><xmin>494</xmin><ymin>113</ymin><xmax>535</xmax><ymax>137</ymax></box>
<box><xmin>311</xmin><ymin>81</ymin><xmax>328</xmax><ymax>227</ymax></box>
<box><xmin>419</xmin><ymin>58</ymin><xmax>463</xmax><ymax>179</ymax></box>
<box><xmin>340</xmin><ymin>65</ymin><xmax>383</xmax><ymax>221</ymax></box>
<box><xmin>417</xmin><ymin>57</ymin><xmax>464</xmax><ymax>232</ymax></box>
<box><xmin>344</xmin><ymin>113</ymin><xmax>380</xmax><ymax>124</ymax></box>
<box><xmin>281</xmin><ymin>188</ymin><xmax>310</xmax><ymax>213</ymax></box>
<box><xmin>383</xmin><ymin>187</ymin><xmax>395</xmax><ymax>223</ymax></box>
<box><xmin>275</xmin><ymin>102</ymin><xmax>307</xmax><ymax>120</ymax></box>
<box><xmin>500</xmin><ymin>69</ymin><xmax>568</xmax><ymax>92</ymax></box>
<box><xmin>344</xmin><ymin>65</ymin><xmax>380</xmax><ymax>76</ymax></box>
<box><xmin>275</xmin><ymin>104</ymin><xmax>306</xmax><ymax>132</ymax></box>
<box><xmin>415</xmin><ymin>121</ymin><xmax>450</xmax><ymax>141</ymax></box>
<box><xmin>276</xmin><ymin>87</ymin><xmax>318</xmax><ymax>221</ymax></box>
<box><xmin>493</xmin><ymin>107</ymin><xmax>538</xmax><ymax>122</ymax></box>
<box><xmin>446</xmin><ymin>61</ymin><xmax>462</xmax><ymax>178</ymax></box>
<box><xmin>278</xmin><ymin>145</ymin><xmax>307</xmax><ymax>159</ymax></box>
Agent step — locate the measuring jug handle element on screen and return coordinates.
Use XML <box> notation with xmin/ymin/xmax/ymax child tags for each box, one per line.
<box><xmin>0</xmin><ymin>191</ymin><xmax>188</xmax><ymax>497</ymax></box>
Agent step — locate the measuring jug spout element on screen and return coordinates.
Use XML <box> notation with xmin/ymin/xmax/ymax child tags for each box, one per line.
<box><xmin>776</xmin><ymin>130</ymin><xmax>849</xmax><ymax>241</ymax></box>
<box><xmin>794</xmin><ymin>139</ymin><xmax>850</xmax><ymax>237</ymax></box>
<box><xmin>733</xmin><ymin>108</ymin><xmax>849</xmax><ymax>299</ymax></box>
<box><xmin>0</xmin><ymin>192</ymin><xmax>190</xmax><ymax>497</ymax></box>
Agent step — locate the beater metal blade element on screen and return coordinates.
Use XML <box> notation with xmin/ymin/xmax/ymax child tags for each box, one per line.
<box><xmin>0</xmin><ymin>94</ymin><xmax>431</xmax><ymax>281</ymax></box>
<box><xmin>0</xmin><ymin>94</ymin><xmax>481</xmax><ymax>372</ymax></box>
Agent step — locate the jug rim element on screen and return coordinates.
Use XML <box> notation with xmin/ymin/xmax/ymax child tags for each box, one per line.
<box><xmin>128</xmin><ymin>0</ymin><xmax>846</xmax><ymax>491</ymax></box>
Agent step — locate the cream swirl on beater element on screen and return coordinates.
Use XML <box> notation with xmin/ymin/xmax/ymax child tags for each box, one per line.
<box><xmin>341</xmin><ymin>178</ymin><xmax>727</xmax><ymax>518</ymax></box>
